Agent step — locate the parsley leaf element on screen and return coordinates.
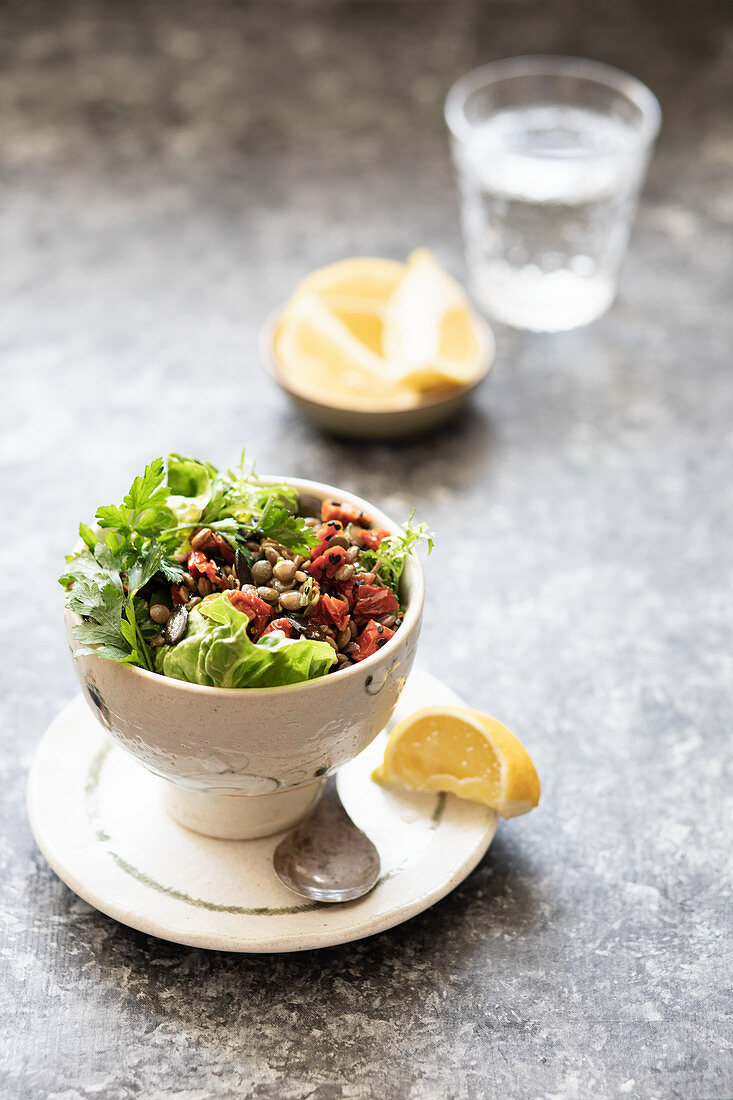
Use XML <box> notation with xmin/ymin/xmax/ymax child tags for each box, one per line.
<box><xmin>63</xmin><ymin>457</ymin><xmax>188</xmax><ymax>670</ymax></box>
<box><xmin>127</xmin><ymin>541</ymin><xmax>165</xmax><ymax>596</ymax></box>
<box><xmin>96</xmin><ymin>457</ymin><xmax>173</xmax><ymax>540</ymax></box>
<box><xmin>258</xmin><ymin>495</ymin><xmax>317</xmax><ymax>555</ymax></box>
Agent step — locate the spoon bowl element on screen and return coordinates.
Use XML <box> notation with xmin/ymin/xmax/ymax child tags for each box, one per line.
<box><xmin>273</xmin><ymin>775</ymin><xmax>381</xmax><ymax>902</ymax></box>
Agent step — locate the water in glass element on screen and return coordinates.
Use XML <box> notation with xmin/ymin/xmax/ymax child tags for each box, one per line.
<box><xmin>454</xmin><ymin>104</ymin><xmax>649</xmax><ymax>331</ymax></box>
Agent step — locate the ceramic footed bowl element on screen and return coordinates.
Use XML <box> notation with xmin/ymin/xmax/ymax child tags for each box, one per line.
<box><xmin>65</xmin><ymin>477</ymin><xmax>424</xmax><ymax>839</ymax></box>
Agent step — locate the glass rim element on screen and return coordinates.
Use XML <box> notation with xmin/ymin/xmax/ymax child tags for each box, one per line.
<box><xmin>444</xmin><ymin>55</ymin><xmax>662</xmax><ymax>148</ymax></box>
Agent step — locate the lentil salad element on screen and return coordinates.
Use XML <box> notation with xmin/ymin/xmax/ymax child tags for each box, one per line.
<box><xmin>60</xmin><ymin>453</ymin><xmax>432</xmax><ymax>689</ymax></box>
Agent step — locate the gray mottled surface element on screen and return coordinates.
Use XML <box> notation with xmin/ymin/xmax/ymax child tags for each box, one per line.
<box><xmin>2</xmin><ymin>1</ymin><xmax>732</xmax><ymax>1097</ymax></box>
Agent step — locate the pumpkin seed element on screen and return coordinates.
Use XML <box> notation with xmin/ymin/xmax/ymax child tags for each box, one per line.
<box><xmin>235</xmin><ymin>548</ymin><xmax>254</xmax><ymax>586</ymax></box>
<box><xmin>163</xmin><ymin>605</ymin><xmax>189</xmax><ymax>645</ymax></box>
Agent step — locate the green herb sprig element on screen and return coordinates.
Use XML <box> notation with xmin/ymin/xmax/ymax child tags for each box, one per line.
<box><xmin>60</xmin><ymin>459</ymin><xmax>181</xmax><ymax>670</ymax></box>
<box><xmin>359</xmin><ymin>511</ymin><xmax>434</xmax><ymax>588</ymax></box>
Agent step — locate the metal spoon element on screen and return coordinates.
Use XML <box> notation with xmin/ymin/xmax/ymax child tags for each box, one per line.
<box><xmin>273</xmin><ymin>775</ymin><xmax>380</xmax><ymax>903</ymax></box>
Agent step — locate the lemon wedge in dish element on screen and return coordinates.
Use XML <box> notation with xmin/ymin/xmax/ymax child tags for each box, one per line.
<box><xmin>272</xmin><ymin>251</ymin><xmax>494</xmax><ymax>414</ymax></box>
<box><xmin>382</xmin><ymin>249</ymin><xmax>490</xmax><ymax>390</ymax></box>
<box><xmin>372</xmin><ymin>707</ymin><xmax>541</xmax><ymax>818</ymax></box>
<box><xmin>290</xmin><ymin>256</ymin><xmax>405</xmax><ymax>312</ymax></box>
<box><xmin>273</xmin><ymin>294</ymin><xmax>420</xmax><ymax>411</ymax></box>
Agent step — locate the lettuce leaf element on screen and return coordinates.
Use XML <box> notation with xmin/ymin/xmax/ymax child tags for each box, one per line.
<box><xmin>155</xmin><ymin>594</ymin><xmax>336</xmax><ymax>688</ymax></box>
<box><xmin>166</xmin><ymin>453</ymin><xmax>217</xmax><ymax>529</ymax></box>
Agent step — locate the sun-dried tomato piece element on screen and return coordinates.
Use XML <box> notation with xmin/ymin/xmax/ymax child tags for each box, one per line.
<box><xmin>353</xmin><ymin>584</ymin><xmax>399</xmax><ymax>620</ymax></box>
<box><xmin>171</xmin><ymin>585</ymin><xmax>187</xmax><ymax>607</ymax></box>
<box><xmin>352</xmin><ymin>618</ymin><xmax>396</xmax><ymax>662</ymax></box>
<box><xmin>309</xmin><ymin>520</ymin><xmax>345</xmax><ymax>561</ymax></box>
<box><xmin>333</xmin><ymin>571</ymin><xmax>375</xmax><ymax>609</ymax></box>
<box><xmin>307</xmin><ymin>545</ymin><xmax>348</xmax><ymax>582</ymax></box>
<box><xmin>321</xmin><ymin>500</ymin><xmax>372</xmax><ymax>528</ymax></box>
<box><xmin>355</xmin><ymin>528</ymin><xmax>391</xmax><ymax>552</ymax></box>
<box><xmin>211</xmin><ymin>532</ymin><xmax>235</xmax><ymax>563</ymax></box>
<box><xmin>309</xmin><ymin>593</ymin><xmax>350</xmax><ymax>632</ymax></box>
<box><xmin>261</xmin><ymin>617</ymin><xmax>297</xmax><ymax>638</ymax></box>
<box><xmin>226</xmin><ymin>589</ymin><xmax>271</xmax><ymax>638</ymax></box>
<box><xmin>187</xmin><ymin>550</ymin><xmax>219</xmax><ymax>580</ymax></box>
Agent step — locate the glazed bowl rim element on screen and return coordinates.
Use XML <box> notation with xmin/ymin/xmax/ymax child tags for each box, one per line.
<box><xmin>65</xmin><ymin>474</ymin><xmax>425</xmax><ymax>697</ymax></box>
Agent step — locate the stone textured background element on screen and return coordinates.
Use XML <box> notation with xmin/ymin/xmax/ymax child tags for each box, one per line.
<box><xmin>1</xmin><ymin>1</ymin><xmax>732</xmax><ymax>1097</ymax></box>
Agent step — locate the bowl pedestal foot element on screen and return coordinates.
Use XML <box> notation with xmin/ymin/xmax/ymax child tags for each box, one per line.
<box><xmin>160</xmin><ymin>778</ymin><xmax>323</xmax><ymax>840</ymax></box>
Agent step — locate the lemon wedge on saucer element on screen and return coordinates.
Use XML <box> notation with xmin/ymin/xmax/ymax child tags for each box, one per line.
<box><xmin>372</xmin><ymin>707</ymin><xmax>540</xmax><ymax>818</ymax></box>
<box><xmin>382</xmin><ymin>249</ymin><xmax>490</xmax><ymax>390</ymax></box>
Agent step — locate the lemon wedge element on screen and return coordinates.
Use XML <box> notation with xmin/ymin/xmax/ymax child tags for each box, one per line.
<box><xmin>273</xmin><ymin>294</ymin><xmax>419</xmax><ymax>411</ymax></box>
<box><xmin>382</xmin><ymin>249</ymin><xmax>490</xmax><ymax>390</ymax></box>
<box><xmin>273</xmin><ymin>252</ymin><xmax>493</xmax><ymax>412</ymax></box>
<box><xmin>372</xmin><ymin>707</ymin><xmax>540</xmax><ymax>818</ymax></box>
<box><xmin>290</xmin><ymin>256</ymin><xmax>405</xmax><ymax>311</ymax></box>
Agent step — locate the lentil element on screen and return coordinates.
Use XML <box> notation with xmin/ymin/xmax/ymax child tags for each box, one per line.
<box><xmin>325</xmin><ymin>534</ymin><xmax>350</xmax><ymax>550</ymax></box>
<box><xmin>273</xmin><ymin>559</ymin><xmax>296</xmax><ymax>584</ymax></box>
<box><xmin>190</xmin><ymin>527</ymin><xmax>213</xmax><ymax>550</ymax></box>
<box><xmin>149</xmin><ymin>604</ymin><xmax>171</xmax><ymax>625</ymax></box>
<box><xmin>280</xmin><ymin>590</ymin><xmax>303</xmax><ymax>612</ymax></box>
<box><xmin>251</xmin><ymin>560</ymin><xmax>273</xmax><ymax>585</ymax></box>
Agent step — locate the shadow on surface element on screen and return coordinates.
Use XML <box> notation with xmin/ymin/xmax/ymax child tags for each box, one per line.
<box><xmin>284</xmin><ymin>402</ymin><xmax>501</xmax><ymax>503</ymax></box>
<box><xmin>72</xmin><ymin>827</ymin><xmax>542</xmax><ymax>1029</ymax></box>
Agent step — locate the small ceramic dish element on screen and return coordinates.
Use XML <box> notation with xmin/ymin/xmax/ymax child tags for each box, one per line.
<box><xmin>259</xmin><ymin>309</ymin><xmax>496</xmax><ymax>441</ymax></box>
<box><xmin>65</xmin><ymin>477</ymin><xmax>424</xmax><ymax>841</ymax></box>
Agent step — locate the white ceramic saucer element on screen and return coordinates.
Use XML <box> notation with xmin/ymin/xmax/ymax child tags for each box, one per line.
<box><xmin>27</xmin><ymin>669</ymin><xmax>497</xmax><ymax>953</ymax></box>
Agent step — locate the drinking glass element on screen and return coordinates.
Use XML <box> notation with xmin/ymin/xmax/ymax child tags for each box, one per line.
<box><xmin>445</xmin><ymin>56</ymin><xmax>661</xmax><ymax>332</ymax></box>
